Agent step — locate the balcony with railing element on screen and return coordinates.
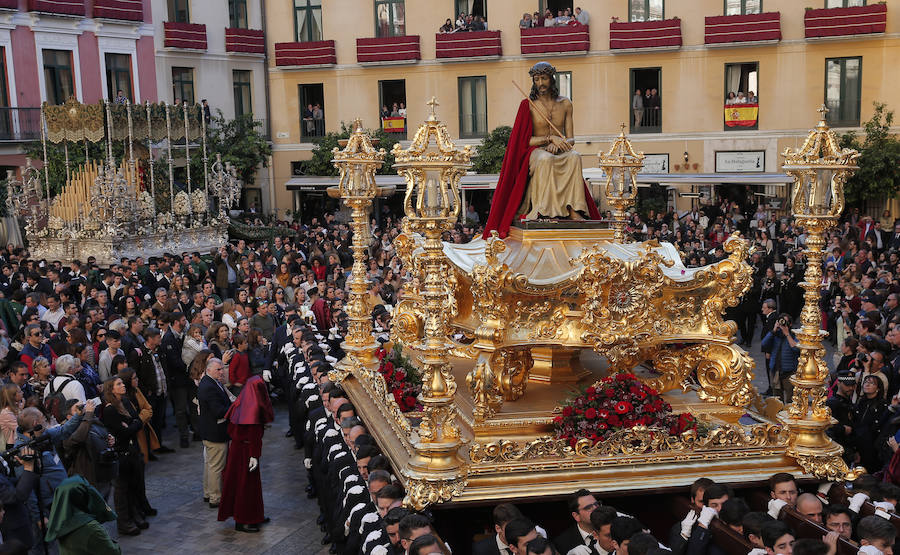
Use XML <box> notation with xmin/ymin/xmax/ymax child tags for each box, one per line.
<box><xmin>225</xmin><ymin>28</ymin><xmax>265</xmax><ymax>54</ymax></box>
<box><xmin>805</xmin><ymin>3</ymin><xmax>886</xmax><ymax>39</ymax></box>
<box><xmin>29</xmin><ymin>0</ymin><xmax>84</xmax><ymax>16</ymax></box>
<box><xmin>705</xmin><ymin>12</ymin><xmax>780</xmax><ymax>45</ymax></box>
<box><xmin>274</xmin><ymin>41</ymin><xmax>337</xmax><ymax>67</ymax></box>
<box><xmin>164</xmin><ymin>22</ymin><xmax>208</xmax><ymax>50</ymax></box>
<box><xmin>92</xmin><ymin>0</ymin><xmax>143</xmax><ymax>21</ymax></box>
<box><xmin>0</xmin><ymin>108</ymin><xmax>43</xmax><ymax>142</ymax></box>
<box><xmin>610</xmin><ymin>19</ymin><xmax>681</xmax><ymax>50</ymax></box>
<box><xmin>301</xmin><ymin>118</ymin><xmax>325</xmax><ymax>141</ymax></box>
<box><xmin>357</xmin><ymin>35</ymin><xmax>421</xmax><ymax>64</ymax></box>
<box><xmin>435</xmin><ymin>30</ymin><xmax>501</xmax><ymax>59</ymax></box>
<box><xmin>520</xmin><ymin>25</ymin><xmax>589</xmax><ymax>55</ymax></box>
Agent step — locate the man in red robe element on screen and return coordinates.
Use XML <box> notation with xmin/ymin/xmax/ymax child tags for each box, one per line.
<box><xmin>217</xmin><ymin>375</ymin><xmax>274</xmax><ymax>532</ymax></box>
<box><xmin>483</xmin><ymin>62</ymin><xmax>600</xmax><ymax>239</ymax></box>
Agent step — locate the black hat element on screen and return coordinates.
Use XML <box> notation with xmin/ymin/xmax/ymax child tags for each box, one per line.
<box><xmin>836</xmin><ymin>371</ymin><xmax>856</xmax><ymax>385</ymax></box>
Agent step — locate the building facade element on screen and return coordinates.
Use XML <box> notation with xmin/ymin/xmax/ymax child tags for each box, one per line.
<box><xmin>0</xmin><ymin>0</ymin><xmax>156</xmax><ymax>172</ymax></box>
<box><xmin>152</xmin><ymin>0</ymin><xmax>270</xmax><ymax>210</ymax></box>
<box><xmin>265</xmin><ymin>0</ymin><xmax>900</xmax><ymax>217</ymax></box>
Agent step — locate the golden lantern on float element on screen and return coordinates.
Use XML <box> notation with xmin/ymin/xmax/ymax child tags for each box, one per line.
<box><xmin>391</xmin><ymin>97</ymin><xmax>472</xmax><ymax>509</ymax></box>
<box><xmin>779</xmin><ymin>105</ymin><xmax>862</xmax><ymax>480</ymax></box>
<box><xmin>599</xmin><ymin>123</ymin><xmax>644</xmax><ymax>243</ymax></box>
<box><xmin>328</xmin><ymin>119</ymin><xmax>390</xmax><ymax>364</ymax></box>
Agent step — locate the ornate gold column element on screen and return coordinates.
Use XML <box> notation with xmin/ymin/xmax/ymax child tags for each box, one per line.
<box><xmin>328</xmin><ymin>120</ymin><xmax>390</xmax><ymax>365</ymax></box>
<box><xmin>780</xmin><ymin>106</ymin><xmax>862</xmax><ymax>480</ymax></box>
<box><xmin>392</xmin><ymin>98</ymin><xmax>472</xmax><ymax>509</ymax></box>
<box><xmin>599</xmin><ymin>124</ymin><xmax>644</xmax><ymax>243</ymax></box>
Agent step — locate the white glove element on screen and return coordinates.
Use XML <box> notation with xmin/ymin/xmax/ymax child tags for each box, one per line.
<box><xmin>249</xmin><ymin>457</ymin><xmax>258</xmax><ymax>472</ymax></box>
<box><xmin>680</xmin><ymin>510</ymin><xmax>698</xmax><ymax>539</ymax></box>
<box><xmin>875</xmin><ymin>508</ymin><xmax>892</xmax><ymax>520</ymax></box>
<box><xmin>873</xmin><ymin>501</ymin><xmax>895</xmax><ymax>512</ymax></box>
<box><xmin>262</xmin><ymin>369</ymin><xmax>272</xmax><ymax>382</ymax></box>
<box><xmin>767</xmin><ymin>498</ymin><xmax>788</xmax><ymax>518</ymax></box>
<box><xmin>698</xmin><ymin>506</ymin><xmax>717</xmax><ymax>528</ymax></box>
<box><xmin>849</xmin><ymin>492</ymin><xmax>870</xmax><ymax>512</ymax></box>
<box><xmin>304</xmin><ymin>458</ymin><xmax>312</xmax><ymax>469</ymax></box>
<box><xmin>817</xmin><ymin>482</ymin><xmax>834</xmax><ymax>499</ymax></box>
<box><xmin>859</xmin><ymin>545</ymin><xmax>883</xmax><ymax>555</ymax></box>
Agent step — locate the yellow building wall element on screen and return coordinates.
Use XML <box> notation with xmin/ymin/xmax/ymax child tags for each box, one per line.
<box><xmin>266</xmin><ymin>0</ymin><xmax>900</xmax><ymax>213</ymax></box>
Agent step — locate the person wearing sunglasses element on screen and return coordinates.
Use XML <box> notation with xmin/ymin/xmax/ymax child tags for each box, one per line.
<box><xmin>19</xmin><ymin>323</ymin><xmax>55</xmax><ymax>375</ymax></box>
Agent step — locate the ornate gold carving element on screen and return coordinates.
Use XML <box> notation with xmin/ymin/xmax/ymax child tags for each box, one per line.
<box><xmin>402</xmin><ymin>475</ymin><xmax>468</xmax><ymax>511</ymax></box>
<box><xmin>331</xmin><ymin>121</ymin><xmax>389</xmax><ymax>361</ymax></box>
<box><xmin>779</xmin><ymin>108</ymin><xmax>861</xmax><ymax>481</ymax></box>
<box><xmin>469</xmin><ymin>423</ymin><xmax>788</xmax><ymax>464</ymax></box>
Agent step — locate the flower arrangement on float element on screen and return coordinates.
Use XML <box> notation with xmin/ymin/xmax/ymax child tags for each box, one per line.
<box><xmin>375</xmin><ymin>343</ymin><xmax>423</xmax><ymax>413</ymax></box>
<box><xmin>554</xmin><ymin>372</ymin><xmax>697</xmax><ymax>447</ymax></box>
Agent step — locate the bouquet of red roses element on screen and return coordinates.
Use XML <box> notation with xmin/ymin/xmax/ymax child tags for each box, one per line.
<box><xmin>375</xmin><ymin>343</ymin><xmax>423</xmax><ymax>413</ymax></box>
<box><xmin>553</xmin><ymin>372</ymin><xmax>696</xmax><ymax>447</ymax></box>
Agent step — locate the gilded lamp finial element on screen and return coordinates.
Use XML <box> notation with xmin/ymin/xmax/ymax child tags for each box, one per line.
<box><xmin>619</xmin><ymin>122</ymin><xmax>627</xmax><ymax>135</ymax></box>
<box><xmin>426</xmin><ymin>97</ymin><xmax>440</xmax><ymax>121</ymax></box>
<box><xmin>817</xmin><ymin>103</ymin><xmax>829</xmax><ymax>119</ymax></box>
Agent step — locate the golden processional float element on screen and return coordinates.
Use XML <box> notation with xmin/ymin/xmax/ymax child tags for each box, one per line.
<box><xmin>5</xmin><ymin>97</ymin><xmax>242</xmax><ymax>266</ymax></box>
<box><xmin>329</xmin><ymin>101</ymin><xmax>862</xmax><ymax>510</ymax></box>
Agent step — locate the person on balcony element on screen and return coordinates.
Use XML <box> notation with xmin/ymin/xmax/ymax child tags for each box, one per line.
<box><xmin>575</xmin><ymin>7</ymin><xmax>590</xmax><ymax>25</ymax></box>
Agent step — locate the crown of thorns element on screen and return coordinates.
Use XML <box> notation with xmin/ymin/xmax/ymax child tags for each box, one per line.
<box><xmin>529</xmin><ymin>62</ymin><xmax>556</xmax><ymax>77</ymax></box>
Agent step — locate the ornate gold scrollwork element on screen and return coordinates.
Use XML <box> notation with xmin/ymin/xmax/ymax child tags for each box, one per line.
<box><xmin>468</xmin><ymin>423</ymin><xmax>788</xmax><ymax>464</ymax></box>
<box><xmin>403</xmin><ymin>475</ymin><xmax>468</xmax><ymax>511</ymax></box>
<box><xmin>573</xmin><ymin>244</ymin><xmax>669</xmax><ymax>369</ymax></box>
<box><xmin>646</xmin><ymin>343</ymin><xmax>757</xmax><ymax>408</ymax></box>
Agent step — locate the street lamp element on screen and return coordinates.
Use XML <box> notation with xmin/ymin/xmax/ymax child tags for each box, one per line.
<box><xmin>780</xmin><ymin>105</ymin><xmax>861</xmax><ymax>480</ymax></box>
<box><xmin>599</xmin><ymin>124</ymin><xmax>644</xmax><ymax>242</ymax></box>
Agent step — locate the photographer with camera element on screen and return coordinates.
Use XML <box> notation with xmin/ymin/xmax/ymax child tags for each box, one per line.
<box><xmin>13</xmin><ymin>404</ymin><xmax>84</xmax><ymax>553</ymax></box>
<box><xmin>58</xmin><ymin>399</ymin><xmax>116</xmax><ymax>499</ymax></box>
<box><xmin>761</xmin><ymin>314</ymin><xmax>799</xmax><ymax>404</ymax></box>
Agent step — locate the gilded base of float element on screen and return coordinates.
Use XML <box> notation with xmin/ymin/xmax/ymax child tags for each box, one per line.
<box><xmin>340</xmin><ymin>352</ymin><xmax>805</xmax><ymax>506</ymax></box>
<box><xmin>26</xmin><ymin>224</ymin><xmax>228</xmax><ymax>267</ymax></box>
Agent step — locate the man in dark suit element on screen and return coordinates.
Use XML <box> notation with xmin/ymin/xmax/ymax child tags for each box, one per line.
<box><xmin>161</xmin><ymin>311</ymin><xmax>195</xmax><ymax>448</ymax></box>
<box><xmin>128</xmin><ymin>327</ymin><xmax>173</xmax><ymax>453</ymax></box>
<box><xmin>473</xmin><ymin>503</ymin><xmax>525</xmax><ymax>555</ymax></box>
<box><xmin>554</xmin><ymin>489</ymin><xmax>602</xmax><ymax>555</ymax></box>
<box><xmin>197</xmin><ymin>357</ymin><xmax>231</xmax><ymax>509</ymax></box>
<box><xmin>760</xmin><ymin>298</ymin><xmax>778</xmax><ymax>395</ymax></box>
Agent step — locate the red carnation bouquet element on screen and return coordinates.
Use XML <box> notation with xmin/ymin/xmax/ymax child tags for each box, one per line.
<box><xmin>553</xmin><ymin>372</ymin><xmax>696</xmax><ymax>447</ymax></box>
<box><xmin>375</xmin><ymin>343</ymin><xmax>423</xmax><ymax>413</ymax></box>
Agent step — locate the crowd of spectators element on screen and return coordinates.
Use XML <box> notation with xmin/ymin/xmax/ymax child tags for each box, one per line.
<box><xmin>0</xmin><ymin>184</ymin><xmax>898</xmax><ymax>554</ymax></box>
<box><xmin>726</xmin><ymin>92</ymin><xmax>759</xmax><ymax>105</ymax></box>
<box><xmin>439</xmin><ymin>12</ymin><xmax>488</xmax><ymax>33</ymax></box>
<box><xmin>520</xmin><ymin>7</ymin><xmax>589</xmax><ymax>28</ymax></box>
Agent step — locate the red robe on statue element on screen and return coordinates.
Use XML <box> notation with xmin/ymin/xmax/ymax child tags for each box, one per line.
<box><xmin>482</xmin><ymin>99</ymin><xmax>600</xmax><ymax>239</ymax></box>
<box><xmin>217</xmin><ymin>376</ymin><xmax>274</xmax><ymax>525</ymax></box>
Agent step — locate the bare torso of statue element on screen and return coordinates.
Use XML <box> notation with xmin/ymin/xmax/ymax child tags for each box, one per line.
<box><xmin>518</xmin><ymin>62</ymin><xmax>588</xmax><ymax>220</ymax></box>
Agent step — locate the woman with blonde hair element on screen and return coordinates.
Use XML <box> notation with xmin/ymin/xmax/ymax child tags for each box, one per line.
<box><xmin>221</xmin><ymin>299</ymin><xmax>238</xmax><ymax>331</ymax></box>
<box><xmin>0</xmin><ymin>383</ymin><xmax>22</xmax><ymax>447</ymax></box>
<box><xmin>183</xmin><ymin>324</ymin><xmax>206</xmax><ymax>369</ymax></box>
<box><xmin>28</xmin><ymin>356</ymin><xmax>52</xmax><ymax>401</ymax></box>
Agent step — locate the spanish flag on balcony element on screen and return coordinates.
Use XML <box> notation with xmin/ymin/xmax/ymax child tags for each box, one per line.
<box><xmin>381</xmin><ymin>117</ymin><xmax>406</xmax><ymax>133</ymax></box>
<box><xmin>724</xmin><ymin>104</ymin><xmax>758</xmax><ymax>127</ymax></box>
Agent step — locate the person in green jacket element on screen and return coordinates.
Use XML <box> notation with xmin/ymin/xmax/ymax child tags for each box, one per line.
<box><xmin>44</xmin><ymin>475</ymin><xmax>121</xmax><ymax>555</ymax></box>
